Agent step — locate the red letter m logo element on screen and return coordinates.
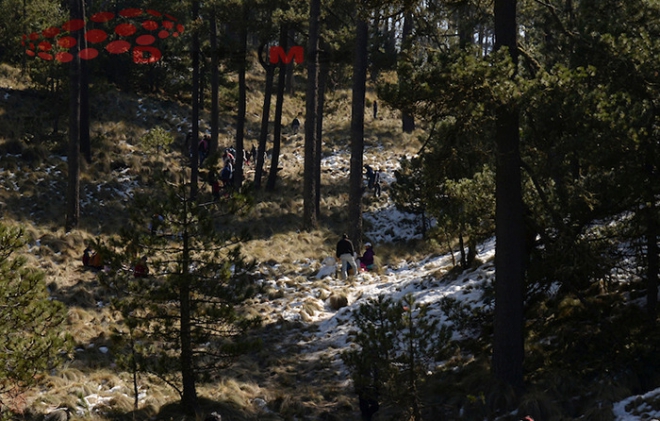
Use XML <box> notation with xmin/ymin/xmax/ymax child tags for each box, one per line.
<box><xmin>269</xmin><ymin>46</ymin><xmax>304</xmax><ymax>64</ymax></box>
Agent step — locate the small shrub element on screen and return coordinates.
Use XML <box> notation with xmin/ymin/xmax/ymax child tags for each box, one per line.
<box><xmin>329</xmin><ymin>293</ymin><xmax>348</xmax><ymax>310</ymax></box>
<box><xmin>140</xmin><ymin>126</ymin><xmax>174</xmax><ymax>153</ymax></box>
<box><xmin>21</xmin><ymin>143</ymin><xmax>49</xmax><ymax>166</ymax></box>
<box><xmin>0</xmin><ymin>139</ymin><xmax>24</xmax><ymax>155</ymax></box>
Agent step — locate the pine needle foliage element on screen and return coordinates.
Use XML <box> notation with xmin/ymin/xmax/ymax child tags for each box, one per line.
<box><xmin>100</xmin><ymin>175</ymin><xmax>262</xmax><ymax>413</ymax></box>
<box><xmin>342</xmin><ymin>294</ymin><xmax>452</xmax><ymax>420</ymax></box>
<box><xmin>0</xmin><ymin>223</ymin><xmax>69</xmax><ymax>415</ymax></box>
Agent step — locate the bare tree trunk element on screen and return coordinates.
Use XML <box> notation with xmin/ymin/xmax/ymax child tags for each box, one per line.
<box><xmin>646</xmin><ymin>199</ymin><xmax>658</xmax><ymax>321</ymax></box>
<box><xmin>179</xmin><ymin>206</ymin><xmax>198</xmax><ymax>416</ymax></box>
<box><xmin>492</xmin><ymin>0</ymin><xmax>525</xmax><ymax>394</ymax></box>
<box><xmin>348</xmin><ymin>18</ymin><xmax>368</xmax><ymax>251</ymax></box>
<box><xmin>80</xmin><ymin>7</ymin><xmax>90</xmax><ymax>165</ymax></box>
<box><xmin>190</xmin><ymin>1</ymin><xmax>201</xmax><ymax>199</ymax></box>
<box><xmin>234</xmin><ymin>7</ymin><xmax>248</xmax><ymax>188</ymax></box>
<box><xmin>303</xmin><ymin>0</ymin><xmax>320</xmax><ymax>230</ymax></box>
<box><xmin>286</xmin><ymin>27</ymin><xmax>296</xmax><ymax>95</ymax></box>
<box><xmin>255</xmin><ymin>44</ymin><xmax>275</xmax><ymax>190</ymax></box>
<box><xmin>266</xmin><ymin>25</ymin><xmax>288</xmax><ymax>191</ymax></box>
<box><xmin>65</xmin><ymin>0</ymin><xmax>83</xmax><ymax>232</ymax></box>
<box><xmin>400</xmin><ymin>11</ymin><xmax>415</xmax><ymax>133</ymax></box>
<box><xmin>315</xmin><ymin>42</ymin><xmax>328</xmax><ymax>220</ymax></box>
<box><xmin>209</xmin><ymin>10</ymin><xmax>219</xmax><ymax>155</ymax></box>
<box><xmin>645</xmin><ymin>139</ymin><xmax>658</xmax><ymax>322</ymax></box>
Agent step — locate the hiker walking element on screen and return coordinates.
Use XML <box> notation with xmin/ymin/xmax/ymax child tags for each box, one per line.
<box><xmin>373</xmin><ymin>169</ymin><xmax>382</xmax><ymax>197</ymax></box>
<box><xmin>291</xmin><ymin>115</ymin><xmax>301</xmax><ymax>134</ymax></box>
<box><xmin>336</xmin><ymin>233</ymin><xmax>358</xmax><ymax>280</ymax></box>
<box><xmin>199</xmin><ymin>135</ymin><xmax>209</xmax><ymax>165</ymax></box>
<box><xmin>365</xmin><ymin>165</ymin><xmax>375</xmax><ymax>190</ymax></box>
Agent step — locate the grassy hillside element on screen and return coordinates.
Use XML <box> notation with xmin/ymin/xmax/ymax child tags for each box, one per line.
<box><xmin>0</xmin><ymin>62</ymin><xmax>434</xmax><ymax>420</ymax></box>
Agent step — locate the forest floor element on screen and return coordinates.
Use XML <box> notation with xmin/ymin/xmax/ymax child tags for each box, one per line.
<box><xmin>0</xmin><ymin>63</ymin><xmax>442</xmax><ymax>421</ymax></box>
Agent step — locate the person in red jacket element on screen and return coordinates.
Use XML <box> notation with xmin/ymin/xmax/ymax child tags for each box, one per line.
<box><xmin>133</xmin><ymin>256</ymin><xmax>149</xmax><ymax>278</ymax></box>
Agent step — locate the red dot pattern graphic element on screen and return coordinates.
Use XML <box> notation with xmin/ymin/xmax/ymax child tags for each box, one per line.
<box><xmin>106</xmin><ymin>40</ymin><xmax>131</xmax><ymax>54</ymax></box>
<box><xmin>136</xmin><ymin>35</ymin><xmax>156</xmax><ymax>46</ymax></box>
<box><xmin>22</xmin><ymin>8</ymin><xmax>183</xmax><ymax>64</ymax></box>
<box><xmin>85</xmin><ymin>29</ymin><xmax>108</xmax><ymax>44</ymax></box>
<box><xmin>43</xmin><ymin>27</ymin><xmax>60</xmax><ymax>38</ymax></box>
<box><xmin>62</xmin><ymin>19</ymin><xmax>85</xmax><ymax>32</ymax></box>
<box><xmin>38</xmin><ymin>41</ymin><xmax>52</xmax><ymax>51</ymax></box>
<box><xmin>115</xmin><ymin>23</ymin><xmax>137</xmax><ymax>37</ymax></box>
<box><xmin>56</xmin><ymin>52</ymin><xmax>73</xmax><ymax>63</ymax></box>
<box><xmin>142</xmin><ymin>20</ymin><xmax>159</xmax><ymax>31</ymax></box>
<box><xmin>90</xmin><ymin>12</ymin><xmax>114</xmax><ymax>23</ymax></box>
<box><xmin>58</xmin><ymin>36</ymin><xmax>77</xmax><ymax>49</ymax></box>
<box><xmin>79</xmin><ymin>48</ymin><xmax>99</xmax><ymax>60</ymax></box>
<box><xmin>119</xmin><ymin>8</ymin><xmax>143</xmax><ymax>18</ymax></box>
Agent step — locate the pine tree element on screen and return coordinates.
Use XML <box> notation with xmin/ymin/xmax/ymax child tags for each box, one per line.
<box><xmin>102</xmin><ymin>176</ymin><xmax>261</xmax><ymax>416</ymax></box>
<box><xmin>342</xmin><ymin>294</ymin><xmax>451</xmax><ymax>420</ymax></box>
<box><xmin>0</xmin><ymin>224</ymin><xmax>69</xmax><ymax>412</ymax></box>
<box><xmin>390</xmin><ymin>155</ymin><xmax>429</xmax><ymax>238</ymax></box>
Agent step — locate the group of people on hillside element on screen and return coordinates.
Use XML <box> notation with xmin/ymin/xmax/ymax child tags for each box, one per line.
<box><xmin>364</xmin><ymin>165</ymin><xmax>382</xmax><ymax>197</ymax></box>
<box><xmin>335</xmin><ymin>233</ymin><xmax>376</xmax><ymax>280</ymax></box>
<box><xmin>82</xmin><ymin>246</ymin><xmax>149</xmax><ymax>278</ymax></box>
<box><xmin>207</xmin><ymin>144</ymin><xmax>261</xmax><ymax>201</ymax></box>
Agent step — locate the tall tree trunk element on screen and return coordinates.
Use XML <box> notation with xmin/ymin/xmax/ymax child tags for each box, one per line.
<box><xmin>255</xmin><ymin>44</ymin><xmax>275</xmax><ymax>190</ymax></box>
<box><xmin>179</xmin><ymin>209</ymin><xmax>198</xmax><ymax>415</ymax></box>
<box><xmin>190</xmin><ymin>1</ymin><xmax>201</xmax><ymax>199</ymax></box>
<box><xmin>646</xmin><ymin>198</ymin><xmax>658</xmax><ymax>322</ymax></box>
<box><xmin>492</xmin><ymin>0</ymin><xmax>525</xmax><ymax>394</ymax></box>
<box><xmin>645</xmin><ymin>138</ymin><xmax>658</xmax><ymax>322</ymax></box>
<box><xmin>80</xmin><ymin>3</ymin><xmax>90</xmax><ymax>165</ymax></box>
<box><xmin>209</xmin><ymin>10</ymin><xmax>219</xmax><ymax>155</ymax></box>
<box><xmin>234</xmin><ymin>7</ymin><xmax>248</xmax><ymax>188</ymax></box>
<box><xmin>303</xmin><ymin>0</ymin><xmax>320</xmax><ymax>230</ymax></box>
<box><xmin>456</xmin><ymin>1</ymin><xmax>472</xmax><ymax>49</ymax></box>
<box><xmin>286</xmin><ymin>27</ymin><xmax>296</xmax><ymax>95</ymax></box>
<box><xmin>400</xmin><ymin>11</ymin><xmax>415</xmax><ymax>133</ymax></box>
<box><xmin>348</xmin><ymin>18</ymin><xmax>368</xmax><ymax>250</ymax></box>
<box><xmin>266</xmin><ymin>25</ymin><xmax>288</xmax><ymax>191</ymax></box>
<box><xmin>315</xmin><ymin>42</ymin><xmax>329</xmax><ymax>220</ymax></box>
<box><xmin>65</xmin><ymin>0</ymin><xmax>83</xmax><ymax>232</ymax></box>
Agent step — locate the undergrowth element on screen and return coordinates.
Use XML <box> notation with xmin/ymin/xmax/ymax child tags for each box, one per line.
<box><xmin>0</xmin><ymin>62</ymin><xmax>654</xmax><ymax>421</ymax></box>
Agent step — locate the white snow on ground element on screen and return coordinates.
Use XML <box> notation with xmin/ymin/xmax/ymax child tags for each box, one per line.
<box><xmin>8</xmin><ymin>137</ymin><xmax>654</xmax><ymax>420</ymax></box>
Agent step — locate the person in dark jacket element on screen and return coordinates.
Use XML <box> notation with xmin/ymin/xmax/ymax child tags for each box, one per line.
<box><xmin>373</xmin><ymin>169</ymin><xmax>382</xmax><ymax>197</ymax></box>
<box><xmin>336</xmin><ymin>233</ymin><xmax>357</xmax><ymax>280</ymax></box>
<box><xmin>291</xmin><ymin>115</ymin><xmax>301</xmax><ymax>134</ymax></box>
<box><xmin>365</xmin><ymin>165</ymin><xmax>375</xmax><ymax>190</ymax></box>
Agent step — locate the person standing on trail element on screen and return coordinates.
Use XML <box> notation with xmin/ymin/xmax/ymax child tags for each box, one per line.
<box><xmin>365</xmin><ymin>165</ymin><xmax>375</xmax><ymax>190</ymax></box>
<box><xmin>291</xmin><ymin>115</ymin><xmax>301</xmax><ymax>134</ymax></box>
<box><xmin>373</xmin><ymin>169</ymin><xmax>382</xmax><ymax>197</ymax></box>
<box><xmin>336</xmin><ymin>233</ymin><xmax>358</xmax><ymax>280</ymax></box>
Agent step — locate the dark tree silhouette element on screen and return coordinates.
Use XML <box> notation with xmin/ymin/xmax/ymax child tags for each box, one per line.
<box><xmin>266</xmin><ymin>24</ymin><xmax>288</xmax><ymax>191</ymax></box>
<box><xmin>348</xmin><ymin>17</ymin><xmax>369</xmax><ymax>251</ymax></box>
<box><xmin>492</xmin><ymin>0</ymin><xmax>525</xmax><ymax>393</ymax></box>
<box><xmin>65</xmin><ymin>0</ymin><xmax>84</xmax><ymax>232</ymax></box>
<box><xmin>304</xmin><ymin>0</ymin><xmax>320</xmax><ymax>230</ymax></box>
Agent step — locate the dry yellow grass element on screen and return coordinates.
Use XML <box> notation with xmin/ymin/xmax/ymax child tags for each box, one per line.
<box><xmin>0</xmin><ymin>60</ymin><xmax>442</xmax><ymax>421</ymax></box>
